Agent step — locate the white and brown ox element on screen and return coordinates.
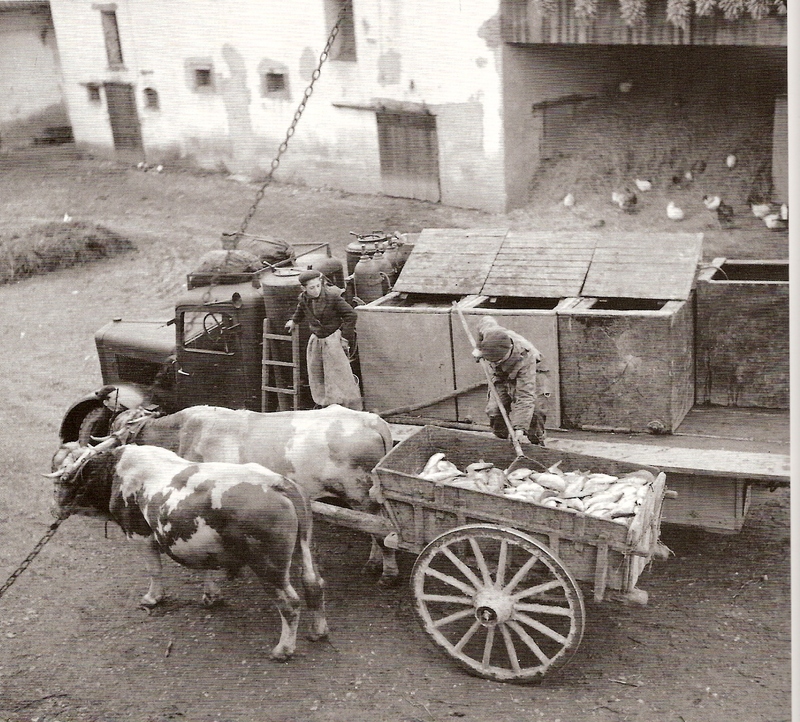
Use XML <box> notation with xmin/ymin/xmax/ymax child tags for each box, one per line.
<box><xmin>55</xmin><ymin>404</ymin><xmax>399</xmax><ymax>585</ymax></box>
<box><xmin>50</xmin><ymin>443</ymin><xmax>328</xmax><ymax>661</ymax></box>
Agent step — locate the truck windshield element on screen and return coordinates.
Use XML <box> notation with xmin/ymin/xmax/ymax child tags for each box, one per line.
<box><xmin>179</xmin><ymin>309</ymin><xmax>238</xmax><ymax>355</ymax></box>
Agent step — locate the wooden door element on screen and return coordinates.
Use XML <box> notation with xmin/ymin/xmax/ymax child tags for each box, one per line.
<box><xmin>103</xmin><ymin>82</ymin><xmax>142</xmax><ymax>150</ymax></box>
<box><xmin>376</xmin><ymin>112</ymin><xmax>440</xmax><ymax>203</ymax></box>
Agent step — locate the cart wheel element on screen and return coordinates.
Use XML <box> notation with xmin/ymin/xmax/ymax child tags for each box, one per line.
<box><xmin>410</xmin><ymin>524</ymin><xmax>585</xmax><ymax>683</ymax></box>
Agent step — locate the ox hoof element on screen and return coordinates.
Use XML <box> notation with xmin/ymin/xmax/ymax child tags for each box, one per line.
<box><xmin>269</xmin><ymin>649</ymin><xmax>294</xmax><ymax>663</ymax></box>
<box><xmin>307</xmin><ymin>627</ymin><xmax>330</xmax><ymax>643</ymax></box>
<box><xmin>139</xmin><ymin>594</ymin><xmax>163</xmax><ymax>608</ymax></box>
<box><xmin>361</xmin><ymin>560</ymin><xmax>383</xmax><ymax>578</ymax></box>
<box><xmin>376</xmin><ymin>573</ymin><xmax>401</xmax><ymax>589</ymax></box>
<box><xmin>202</xmin><ymin>594</ymin><xmax>225</xmax><ymax>608</ymax></box>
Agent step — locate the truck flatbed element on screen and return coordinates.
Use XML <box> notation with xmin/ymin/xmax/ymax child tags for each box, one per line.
<box><xmin>388</xmin><ymin>406</ymin><xmax>790</xmax><ymax>534</ymax></box>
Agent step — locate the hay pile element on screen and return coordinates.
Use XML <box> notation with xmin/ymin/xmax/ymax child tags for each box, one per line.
<box><xmin>523</xmin><ymin>86</ymin><xmax>776</xmax><ymax>233</ymax></box>
<box><xmin>0</xmin><ymin>221</ymin><xmax>135</xmax><ymax>284</ymax></box>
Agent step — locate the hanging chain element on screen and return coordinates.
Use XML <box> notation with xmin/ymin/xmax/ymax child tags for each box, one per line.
<box><xmin>0</xmin><ymin>518</ymin><xmax>64</xmax><ymax>600</ymax></box>
<box><xmin>236</xmin><ymin>4</ymin><xmax>348</xmax><ymax>238</ymax></box>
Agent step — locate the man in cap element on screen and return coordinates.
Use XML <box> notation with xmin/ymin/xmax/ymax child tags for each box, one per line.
<box><xmin>473</xmin><ymin>317</ymin><xmax>546</xmax><ymax>446</ymax></box>
<box><xmin>285</xmin><ymin>270</ymin><xmax>362</xmax><ymax>410</ymax></box>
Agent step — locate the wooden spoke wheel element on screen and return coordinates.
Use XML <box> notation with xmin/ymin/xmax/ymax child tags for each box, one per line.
<box><xmin>410</xmin><ymin>524</ymin><xmax>585</xmax><ymax>683</ymax></box>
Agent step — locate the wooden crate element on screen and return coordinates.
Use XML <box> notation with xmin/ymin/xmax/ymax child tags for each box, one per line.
<box><xmin>557</xmin><ymin>296</ymin><xmax>695</xmax><ymax>433</ymax></box>
<box><xmin>355</xmin><ymin>292</ymin><xmax>461</xmax><ymax>419</ymax></box>
<box><xmin>660</xmin><ymin>473</ymin><xmax>751</xmax><ymax>534</ymax></box>
<box><xmin>452</xmin><ymin>296</ymin><xmax>581</xmax><ymax>429</ymax></box>
<box><xmin>374</xmin><ymin>426</ymin><xmax>668</xmax><ymax>601</ymax></box>
<box><xmin>695</xmin><ymin>259</ymin><xmax>789</xmax><ymax>409</ymax></box>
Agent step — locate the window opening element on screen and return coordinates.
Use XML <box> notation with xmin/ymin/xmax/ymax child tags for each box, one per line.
<box><xmin>194</xmin><ymin>67</ymin><xmax>213</xmax><ymax>89</ymax></box>
<box><xmin>143</xmin><ymin>87</ymin><xmax>159</xmax><ymax>109</ymax></box>
<box><xmin>325</xmin><ymin>0</ymin><xmax>356</xmax><ymax>61</ymax></box>
<box><xmin>265</xmin><ymin>73</ymin><xmax>286</xmax><ymax>93</ymax></box>
<box><xmin>180</xmin><ymin>310</ymin><xmax>238</xmax><ymax>355</ymax></box>
<box><xmin>100</xmin><ymin>10</ymin><xmax>124</xmax><ymax>67</ymax></box>
<box><xmin>86</xmin><ymin>83</ymin><xmax>102</xmax><ymax>103</ymax></box>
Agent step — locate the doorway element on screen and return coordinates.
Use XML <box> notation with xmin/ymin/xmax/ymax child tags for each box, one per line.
<box><xmin>103</xmin><ymin>82</ymin><xmax>143</xmax><ymax>150</ymax></box>
<box><xmin>376</xmin><ymin>111</ymin><xmax>440</xmax><ymax>203</ymax></box>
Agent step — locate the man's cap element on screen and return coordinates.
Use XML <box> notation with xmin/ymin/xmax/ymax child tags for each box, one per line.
<box><xmin>478</xmin><ymin>329</ymin><xmax>513</xmax><ymax>363</ymax></box>
<box><xmin>298</xmin><ymin>270</ymin><xmax>322</xmax><ymax>285</ymax></box>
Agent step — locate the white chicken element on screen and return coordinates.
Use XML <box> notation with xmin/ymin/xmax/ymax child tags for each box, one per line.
<box><xmin>563</xmin><ymin>193</ymin><xmax>575</xmax><ymax>208</ymax></box>
<box><xmin>667</xmin><ymin>201</ymin><xmax>684</xmax><ymax>221</ymax></box>
<box><xmin>612</xmin><ymin>188</ymin><xmax>637</xmax><ymax>213</ymax></box>
<box><xmin>634</xmin><ymin>179</ymin><xmax>652</xmax><ymax>192</ymax></box>
<box><xmin>702</xmin><ymin>195</ymin><xmax>721</xmax><ymax>211</ymax></box>
<box><xmin>751</xmin><ymin>202</ymin><xmax>772</xmax><ymax>219</ymax></box>
<box><xmin>726</xmin><ymin>154</ymin><xmax>737</xmax><ymax>169</ymax></box>
<box><xmin>763</xmin><ymin>213</ymin><xmax>787</xmax><ymax>230</ymax></box>
<box><xmin>780</xmin><ymin>204</ymin><xmax>788</xmax><ymax>221</ymax></box>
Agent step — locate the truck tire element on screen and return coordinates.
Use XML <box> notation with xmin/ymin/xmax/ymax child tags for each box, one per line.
<box><xmin>78</xmin><ymin>406</ymin><xmax>112</xmax><ymax>446</ymax></box>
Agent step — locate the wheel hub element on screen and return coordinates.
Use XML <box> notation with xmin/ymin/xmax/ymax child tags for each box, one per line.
<box><xmin>474</xmin><ymin>587</ymin><xmax>514</xmax><ymax>627</ymax></box>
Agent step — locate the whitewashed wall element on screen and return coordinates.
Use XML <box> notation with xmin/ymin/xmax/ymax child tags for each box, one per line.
<box><xmin>48</xmin><ymin>0</ymin><xmax>509</xmax><ymax>211</ymax></box>
<box><xmin>0</xmin><ymin>9</ymin><xmax>68</xmax><ymax>149</ymax></box>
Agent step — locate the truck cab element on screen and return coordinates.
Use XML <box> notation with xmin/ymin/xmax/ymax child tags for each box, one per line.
<box><xmin>59</xmin><ymin>273</ymin><xmax>273</xmax><ymax>443</ymax></box>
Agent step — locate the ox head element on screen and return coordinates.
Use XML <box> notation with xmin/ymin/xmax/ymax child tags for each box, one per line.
<box><xmin>48</xmin><ymin>447</ymin><xmax>120</xmax><ymax>519</ymax></box>
<box><xmin>45</xmin><ymin>436</ymin><xmax>124</xmax><ymax>519</ymax></box>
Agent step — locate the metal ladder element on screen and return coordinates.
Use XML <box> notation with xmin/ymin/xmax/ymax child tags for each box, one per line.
<box><xmin>261</xmin><ymin>319</ymin><xmax>301</xmax><ymax>412</ymax></box>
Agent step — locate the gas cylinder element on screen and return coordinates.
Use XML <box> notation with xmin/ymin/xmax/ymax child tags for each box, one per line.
<box><xmin>260</xmin><ymin>267</ymin><xmax>302</xmax><ymax>326</ymax></box>
<box><xmin>353</xmin><ymin>254</ymin><xmax>389</xmax><ymax>305</ymax></box>
<box><xmin>346</xmin><ymin>239</ymin><xmax>382</xmax><ymax>275</ymax></box>
<box><xmin>371</xmin><ymin>250</ymin><xmax>396</xmax><ymax>288</ymax></box>
<box><xmin>298</xmin><ymin>253</ymin><xmax>345</xmax><ymax>289</ymax></box>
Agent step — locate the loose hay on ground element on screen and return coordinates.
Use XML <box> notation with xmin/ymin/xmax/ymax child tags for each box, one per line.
<box><xmin>0</xmin><ymin>221</ymin><xmax>135</xmax><ymax>284</ymax></box>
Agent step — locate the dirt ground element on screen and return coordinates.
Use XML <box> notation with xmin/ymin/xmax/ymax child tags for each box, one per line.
<box><xmin>0</xmin><ymin>146</ymin><xmax>791</xmax><ymax>722</ymax></box>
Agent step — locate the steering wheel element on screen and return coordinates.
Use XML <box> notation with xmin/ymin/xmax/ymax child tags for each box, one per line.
<box><xmin>202</xmin><ymin>312</ymin><xmax>227</xmax><ymax>345</ymax></box>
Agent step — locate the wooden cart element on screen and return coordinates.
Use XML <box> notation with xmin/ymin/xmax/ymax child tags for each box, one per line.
<box><xmin>314</xmin><ymin>425</ymin><xmax>671</xmax><ymax>683</ymax></box>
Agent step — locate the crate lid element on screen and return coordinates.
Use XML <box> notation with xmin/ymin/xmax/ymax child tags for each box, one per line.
<box><xmin>580</xmin><ymin>232</ymin><xmax>704</xmax><ymax>300</ymax></box>
<box><xmin>392</xmin><ymin>228</ymin><xmax>508</xmax><ymax>295</ymax></box>
<box><xmin>480</xmin><ymin>231</ymin><xmax>598</xmax><ymax>298</ymax></box>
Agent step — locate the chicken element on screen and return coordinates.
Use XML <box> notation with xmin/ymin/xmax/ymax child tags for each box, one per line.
<box><xmin>690</xmin><ymin>160</ymin><xmax>707</xmax><ymax>175</ymax></box>
<box><xmin>563</xmin><ymin>193</ymin><xmax>575</xmax><ymax>208</ymax></box>
<box><xmin>780</xmin><ymin>204</ymin><xmax>788</xmax><ymax>221</ymax></box>
<box><xmin>763</xmin><ymin>213</ymin><xmax>788</xmax><ymax>230</ymax></box>
<box><xmin>667</xmin><ymin>201</ymin><xmax>684</xmax><ymax>221</ymax></box>
<box><xmin>726</xmin><ymin>154</ymin><xmax>737</xmax><ymax>169</ymax></box>
<box><xmin>702</xmin><ymin>195</ymin><xmax>721</xmax><ymax>211</ymax></box>
<box><xmin>612</xmin><ymin>188</ymin><xmax>637</xmax><ymax>213</ymax></box>
<box><xmin>751</xmin><ymin>202</ymin><xmax>772</xmax><ymax>219</ymax></box>
<box><xmin>634</xmin><ymin>178</ymin><xmax>652</xmax><ymax>192</ymax></box>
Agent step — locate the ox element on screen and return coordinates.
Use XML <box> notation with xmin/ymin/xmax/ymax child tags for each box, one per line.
<box><xmin>103</xmin><ymin>404</ymin><xmax>399</xmax><ymax>584</ymax></box>
<box><xmin>50</xmin><ymin>444</ymin><xmax>329</xmax><ymax>661</ymax></box>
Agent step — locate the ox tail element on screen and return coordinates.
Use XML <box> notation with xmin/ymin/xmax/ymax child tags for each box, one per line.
<box><xmin>277</xmin><ymin>477</ymin><xmax>315</xmax><ymax>549</ymax></box>
<box><xmin>278</xmin><ymin>475</ymin><xmax>328</xmax><ymax>639</ymax></box>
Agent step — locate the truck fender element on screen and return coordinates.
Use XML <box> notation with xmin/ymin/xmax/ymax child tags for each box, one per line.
<box><xmin>58</xmin><ymin>384</ymin><xmax>152</xmax><ymax>442</ymax></box>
